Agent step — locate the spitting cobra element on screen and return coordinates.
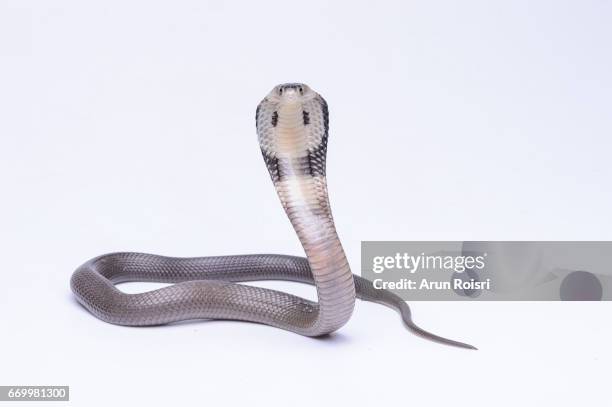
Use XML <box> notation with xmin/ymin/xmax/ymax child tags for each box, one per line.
<box><xmin>70</xmin><ymin>83</ymin><xmax>475</xmax><ymax>349</ymax></box>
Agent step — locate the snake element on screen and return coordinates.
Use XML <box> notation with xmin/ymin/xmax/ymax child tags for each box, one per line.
<box><xmin>70</xmin><ymin>83</ymin><xmax>475</xmax><ymax>349</ymax></box>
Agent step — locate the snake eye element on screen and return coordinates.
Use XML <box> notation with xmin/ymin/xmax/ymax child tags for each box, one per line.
<box><xmin>279</xmin><ymin>88</ymin><xmax>283</xmax><ymax>95</ymax></box>
<box><xmin>299</xmin><ymin>86</ymin><xmax>303</xmax><ymax>94</ymax></box>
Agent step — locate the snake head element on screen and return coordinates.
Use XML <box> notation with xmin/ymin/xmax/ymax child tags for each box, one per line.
<box><xmin>256</xmin><ymin>83</ymin><xmax>329</xmax><ymax>182</ymax></box>
<box><xmin>269</xmin><ymin>83</ymin><xmax>316</xmax><ymax>102</ymax></box>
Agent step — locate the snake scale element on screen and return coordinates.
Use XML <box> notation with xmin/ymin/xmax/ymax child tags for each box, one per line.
<box><xmin>70</xmin><ymin>83</ymin><xmax>475</xmax><ymax>349</ymax></box>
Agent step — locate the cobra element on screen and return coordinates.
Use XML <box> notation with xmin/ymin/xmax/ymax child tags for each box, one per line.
<box><xmin>70</xmin><ymin>83</ymin><xmax>475</xmax><ymax>349</ymax></box>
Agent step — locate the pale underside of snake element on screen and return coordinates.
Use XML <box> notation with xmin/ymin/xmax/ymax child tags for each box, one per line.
<box><xmin>70</xmin><ymin>83</ymin><xmax>476</xmax><ymax>349</ymax></box>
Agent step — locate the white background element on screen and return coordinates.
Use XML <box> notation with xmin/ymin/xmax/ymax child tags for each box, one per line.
<box><xmin>1</xmin><ymin>1</ymin><xmax>611</xmax><ymax>406</ymax></box>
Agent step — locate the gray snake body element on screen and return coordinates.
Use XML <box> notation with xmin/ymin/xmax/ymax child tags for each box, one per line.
<box><xmin>71</xmin><ymin>83</ymin><xmax>475</xmax><ymax>349</ymax></box>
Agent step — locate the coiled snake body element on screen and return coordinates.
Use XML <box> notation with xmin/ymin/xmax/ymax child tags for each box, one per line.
<box><xmin>70</xmin><ymin>83</ymin><xmax>475</xmax><ymax>349</ymax></box>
